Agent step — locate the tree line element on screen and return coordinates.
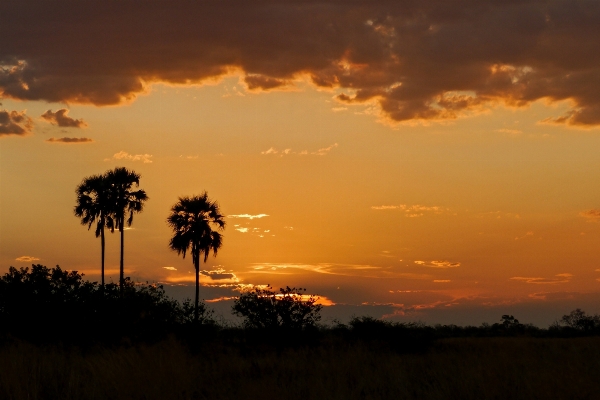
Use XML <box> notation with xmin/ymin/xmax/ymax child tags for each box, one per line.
<box><xmin>1</xmin><ymin>264</ymin><xmax>599</xmax><ymax>347</ymax></box>
<box><xmin>74</xmin><ymin>167</ymin><xmax>224</xmax><ymax>322</ymax></box>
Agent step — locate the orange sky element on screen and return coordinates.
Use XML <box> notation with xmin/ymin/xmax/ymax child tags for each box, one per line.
<box><xmin>2</xmin><ymin>0</ymin><xmax>600</xmax><ymax>326</ymax></box>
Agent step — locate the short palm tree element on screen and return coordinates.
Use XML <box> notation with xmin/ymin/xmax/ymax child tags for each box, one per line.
<box><xmin>167</xmin><ymin>193</ymin><xmax>225</xmax><ymax>322</ymax></box>
<box><xmin>105</xmin><ymin>167</ymin><xmax>148</xmax><ymax>296</ymax></box>
<box><xmin>74</xmin><ymin>174</ymin><xmax>114</xmax><ymax>292</ymax></box>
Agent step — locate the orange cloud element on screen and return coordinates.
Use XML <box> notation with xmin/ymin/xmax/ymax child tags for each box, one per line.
<box><xmin>15</xmin><ymin>255</ymin><xmax>39</xmax><ymax>262</ymax></box>
<box><xmin>0</xmin><ymin>109</ymin><xmax>32</xmax><ymax>137</ymax></box>
<box><xmin>106</xmin><ymin>151</ymin><xmax>153</xmax><ymax>163</ymax></box>
<box><xmin>510</xmin><ymin>273</ymin><xmax>573</xmax><ymax>284</ymax></box>
<box><xmin>580</xmin><ymin>209</ymin><xmax>600</xmax><ymax>222</ymax></box>
<box><xmin>3</xmin><ymin>2</ymin><xmax>600</xmax><ymax>125</ymax></box>
<box><xmin>41</xmin><ymin>109</ymin><xmax>87</xmax><ymax>128</ymax></box>
<box><xmin>46</xmin><ymin>137</ymin><xmax>93</xmax><ymax>143</ymax></box>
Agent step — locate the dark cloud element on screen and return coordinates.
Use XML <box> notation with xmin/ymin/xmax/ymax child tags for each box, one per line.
<box><xmin>0</xmin><ymin>109</ymin><xmax>32</xmax><ymax>136</ymax></box>
<box><xmin>1</xmin><ymin>1</ymin><xmax>600</xmax><ymax>125</ymax></box>
<box><xmin>41</xmin><ymin>109</ymin><xmax>87</xmax><ymax>128</ymax></box>
<box><xmin>46</xmin><ymin>137</ymin><xmax>93</xmax><ymax>143</ymax></box>
<box><xmin>201</xmin><ymin>269</ymin><xmax>237</xmax><ymax>281</ymax></box>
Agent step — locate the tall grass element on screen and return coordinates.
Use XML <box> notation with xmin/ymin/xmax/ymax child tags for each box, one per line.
<box><xmin>1</xmin><ymin>337</ymin><xmax>599</xmax><ymax>400</ymax></box>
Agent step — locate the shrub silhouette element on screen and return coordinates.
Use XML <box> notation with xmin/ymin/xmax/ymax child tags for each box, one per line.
<box><xmin>0</xmin><ymin>264</ymin><xmax>213</xmax><ymax>343</ymax></box>
<box><xmin>559</xmin><ymin>308</ymin><xmax>600</xmax><ymax>332</ymax></box>
<box><xmin>232</xmin><ymin>286</ymin><xmax>322</xmax><ymax>329</ymax></box>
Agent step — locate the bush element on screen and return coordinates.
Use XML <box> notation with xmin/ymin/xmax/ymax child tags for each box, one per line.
<box><xmin>232</xmin><ymin>286</ymin><xmax>322</xmax><ymax>329</ymax></box>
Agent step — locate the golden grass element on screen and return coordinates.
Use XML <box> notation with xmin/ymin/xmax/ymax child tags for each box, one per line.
<box><xmin>1</xmin><ymin>337</ymin><xmax>599</xmax><ymax>400</ymax></box>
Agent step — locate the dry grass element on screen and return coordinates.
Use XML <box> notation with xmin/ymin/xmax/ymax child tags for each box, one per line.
<box><xmin>1</xmin><ymin>337</ymin><xmax>599</xmax><ymax>400</ymax></box>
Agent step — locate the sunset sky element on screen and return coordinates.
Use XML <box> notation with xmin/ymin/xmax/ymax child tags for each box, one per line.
<box><xmin>2</xmin><ymin>0</ymin><xmax>600</xmax><ymax>326</ymax></box>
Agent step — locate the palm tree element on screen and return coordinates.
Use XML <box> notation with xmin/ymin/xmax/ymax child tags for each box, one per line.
<box><xmin>105</xmin><ymin>167</ymin><xmax>148</xmax><ymax>296</ymax></box>
<box><xmin>167</xmin><ymin>193</ymin><xmax>225</xmax><ymax>322</ymax></box>
<box><xmin>74</xmin><ymin>174</ymin><xmax>114</xmax><ymax>292</ymax></box>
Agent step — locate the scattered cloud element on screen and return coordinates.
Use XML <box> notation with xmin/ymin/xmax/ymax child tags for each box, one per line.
<box><xmin>331</xmin><ymin>107</ymin><xmax>348</xmax><ymax>112</ymax></box>
<box><xmin>0</xmin><ymin>109</ymin><xmax>32</xmax><ymax>137</ymax></box>
<box><xmin>250</xmin><ymin>262</ymin><xmax>429</xmax><ymax>280</ymax></box>
<box><xmin>580</xmin><ymin>209</ymin><xmax>600</xmax><ymax>222</ymax></box>
<box><xmin>312</xmin><ymin>143</ymin><xmax>338</xmax><ymax>156</ymax></box>
<box><xmin>228</xmin><ymin>214</ymin><xmax>269</xmax><ymax>219</ymax></box>
<box><xmin>106</xmin><ymin>151</ymin><xmax>153</xmax><ymax>163</ymax></box>
<box><xmin>261</xmin><ymin>143</ymin><xmax>338</xmax><ymax>156</ymax></box>
<box><xmin>15</xmin><ymin>255</ymin><xmax>39</xmax><ymax>262</ymax></box>
<box><xmin>46</xmin><ymin>137</ymin><xmax>93</xmax><ymax>143</ymax></box>
<box><xmin>478</xmin><ymin>211</ymin><xmax>521</xmax><ymax>219</ymax></box>
<box><xmin>414</xmin><ymin>260</ymin><xmax>460</xmax><ymax>269</ymax></box>
<box><xmin>235</xmin><ymin>227</ymin><xmax>249</xmax><ymax>233</ymax></box>
<box><xmin>200</xmin><ymin>268</ymin><xmax>238</xmax><ymax>281</ymax></box>
<box><xmin>510</xmin><ymin>273</ymin><xmax>573</xmax><ymax>284</ymax></box>
<box><xmin>163</xmin><ymin>266</ymin><xmax>177</xmax><ymax>271</ymax></box>
<box><xmin>496</xmin><ymin>128</ymin><xmax>522</xmax><ymax>135</ymax></box>
<box><xmin>205</xmin><ymin>296</ymin><xmax>237</xmax><ymax>303</ymax></box>
<box><xmin>515</xmin><ymin>231</ymin><xmax>534</xmax><ymax>240</ymax></box>
<box><xmin>371</xmin><ymin>204</ymin><xmax>448</xmax><ymax>217</ymax></box>
<box><xmin>433</xmin><ymin>280</ymin><xmax>451</xmax><ymax>283</ymax></box>
<box><xmin>40</xmin><ymin>109</ymin><xmax>87</xmax><ymax>128</ymax></box>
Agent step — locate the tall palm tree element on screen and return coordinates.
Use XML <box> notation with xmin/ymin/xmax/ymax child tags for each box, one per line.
<box><xmin>105</xmin><ymin>167</ymin><xmax>148</xmax><ymax>296</ymax></box>
<box><xmin>74</xmin><ymin>174</ymin><xmax>114</xmax><ymax>292</ymax></box>
<box><xmin>167</xmin><ymin>193</ymin><xmax>225</xmax><ymax>322</ymax></box>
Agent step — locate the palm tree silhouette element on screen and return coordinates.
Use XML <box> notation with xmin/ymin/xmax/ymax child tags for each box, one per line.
<box><xmin>105</xmin><ymin>167</ymin><xmax>148</xmax><ymax>296</ymax></box>
<box><xmin>74</xmin><ymin>174</ymin><xmax>114</xmax><ymax>292</ymax></box>
<box><xmin>167</xmin><ymin>193</ymin><xmax>225</xmax><ymax>322</ymax></box>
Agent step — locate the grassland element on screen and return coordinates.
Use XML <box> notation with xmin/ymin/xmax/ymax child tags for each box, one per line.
<box><xmin>1</xmin><ymin>335</ymin><xmax>599</xmax><ymax>400</ymax></box>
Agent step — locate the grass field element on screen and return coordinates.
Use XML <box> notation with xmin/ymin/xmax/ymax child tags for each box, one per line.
<box><xmin>1</xmin><ymin>336</ymin><xmax>599</xmax><ymax>400</ymax></box>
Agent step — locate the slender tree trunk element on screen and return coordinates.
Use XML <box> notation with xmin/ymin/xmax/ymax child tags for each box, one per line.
<box><xmin>100</xmin><ymin>226</ymin><xmax>105</xmax><ymax>295</ymax></box>
<box><xmin>195</xmin><ymin>256</ymin><xmax>200</xmax><ymax>323</ymax></box>
<box><xmin>120</xmin><ymin>219</ymin><xmax>124</xmax><ymax>298</ymax></box>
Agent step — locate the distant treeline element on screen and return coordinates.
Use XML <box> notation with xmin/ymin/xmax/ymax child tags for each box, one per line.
<box><xmin>1</xmin><ymin>265</ymin><xmax>600</xmax><ymax>348</ymax></box>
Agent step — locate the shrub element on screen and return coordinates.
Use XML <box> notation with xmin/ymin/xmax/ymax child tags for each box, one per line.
<box><xmin>232</xmin><ymin>286</ymin><xmax>322</xmax><ymax>329</ymax></box>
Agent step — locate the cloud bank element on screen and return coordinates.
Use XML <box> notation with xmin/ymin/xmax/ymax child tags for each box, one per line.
<box><xmin>2</xmin><ymin>1</ymin><xmax>600</xmax><ymax>125</ymax></box>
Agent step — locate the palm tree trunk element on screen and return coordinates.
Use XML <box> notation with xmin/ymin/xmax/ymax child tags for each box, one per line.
<box><xmin>100</xmin><ymin>226</ymin><xmax>105</xmax><ymax>294</ymax></box>
<box><xmin>119</xmin><ymin>221</ymin><xmax>124</xmax><ymax>298</ymax></box>
<box><xmin>195</xmin><ymin>257</ymin><xmax>200</xmax><ymax>323</ymax></box>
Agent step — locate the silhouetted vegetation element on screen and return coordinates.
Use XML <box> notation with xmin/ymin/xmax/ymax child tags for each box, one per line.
<box><xmin>167</xmin><ymin>193</ymin><xmax>225</xmax><ymax>322</ymax></box>
<box><xmin>2</xmin><ymin>264</ymin><xmax>600</xmax><ymax>399</ymax></box>
<box><xmin>74</xmin><ymin>167</ymin><xmax>148</xmax><ymax>295</ymax></box>
<box><xmin>232</xmin><ymin>286</ymin><xmax>322</xmax><ymax>329</ymax></box>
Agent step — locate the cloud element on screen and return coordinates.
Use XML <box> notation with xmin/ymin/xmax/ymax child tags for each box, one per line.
<box><xmin>580</xmin><ymin>209</ymin><xmax>600</xmax><ymax>221</ymax></box>
<box><xmin>372</xmin><ymin>204</ymin><xmax>448</xmax><ymax>217</ymax></box>
<box><xmin>3</xmin><ymin>2</ymin><xmax>600</xmax><ymax>126</ymax></box>
<box><xmin>228</xmin><ymin>214</ymin><xmax>269</xmax><ymax>219</ymax></box>
<box><xmin>433</xmin><ymin>280</ymin><xmax>451</xmax><ymax>283</ymax></box>
<box><xmin>201</xmin><ymin>268</ymin><xmax>239</xmax><ymax>282</ymax></box>
<box><xmin>46</xmin><ymin>137</ymin><xmax>93</xmax><ymax>143</ymax></box>
<box><xmin>15</xmin><ymin>256</ymin><xmax>39</xmax><ymax>262</ymax></box>
<box><xmin>40</xmin><ymin>109</ymin><xmax>87</xmax><ymax>128</ymax></box>
<box><xmin>510</xmin><ymin>273</ymin><xmax>573</xmax><ymax>284</ymax></box>
<box><xmin>515</xmin><ymin>231</ymin><xmax>534</xmax><ymax>240</ymax></box>
<box><xmin>260</xmin><ymin>143</ymin><xmax>338</xmax><ymax>156</ymax></box>
<box><xmin>414</xmin><ymin>260</ymin><xmax>460</xmax><ymax>269</ymax></box>
<box><xmin>0</xmin><ymin>109</ymin><xmax>32</xmax><ymax>136</ymax></box>
<box><xmin>106</xmin><ymin>151</ymin><xmax>153</xmax><ymax>163</ymax></box>
<box><xmin>163</xmin><ymin>266</ymin><xmax>177</xmax><ymax>271</ymax></box>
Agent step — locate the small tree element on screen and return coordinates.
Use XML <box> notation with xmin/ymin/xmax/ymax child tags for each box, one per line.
<box><xmin>232</xmin><ymin>286</ymin><xmax>322</xmax><ymax>329</ymax></box>
<box><xmin>560</xmin><ymin>309</ymin><xmax>600</xmax><ymax>331</ymax></box>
